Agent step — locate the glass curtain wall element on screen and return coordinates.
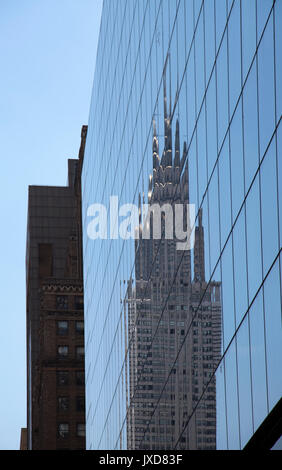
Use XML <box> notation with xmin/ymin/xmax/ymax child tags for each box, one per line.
<box><xmin>82</xmin><ymin>0</ymin><xmax>282</xmax><ymax>450</ymax></box>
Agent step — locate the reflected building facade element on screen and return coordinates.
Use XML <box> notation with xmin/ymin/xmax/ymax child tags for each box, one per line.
<box><xmin>82</xmin><ymin>0</ymin><xmax>282</xmax><ymax>450</ymax></box>
<box><xmin>126</xmin><ymin>89</ymin><xmax>221</xmax><ymax>450</ymax></box>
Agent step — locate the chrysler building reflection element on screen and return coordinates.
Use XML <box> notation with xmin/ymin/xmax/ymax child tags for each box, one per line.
<box><xmin>126</xmin><ymin>77</ymin><xmax>222</xmax><ymax>450</ymax></box>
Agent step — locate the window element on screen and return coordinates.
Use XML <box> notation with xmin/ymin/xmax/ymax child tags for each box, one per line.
<box><xmin>76</xmin><ymin>346</ymin><xmax>84</xmax><ymax>360</ymax></box>
<box><xmin>57</xmin><ymin>321</ymin><xmax>68</xmax><ymax>336</ymax></box>
<box><xmin>76</xmin><ymin>396</ymin><xmax>85</xmax><ymax>412</ymax></box>
<box><xmin>75</xmin><ymin>296</ymin><xmax>83</xmax><ymax>310</ymax></box>
<box><xmin>56</xmin><ymin>295</ymin><xmax>68</xmax><ymax>310</ymax></box>
<box><xmin>76</xmin><ymin>371</ymin><xmax>85</xmax><ymax>386</ymax></box>
<box><xmin>58</xmin><ymin>423</ymin><xmax>69</xmax><ymax>439</ymax></box>
<box><xmin>57</xmin><ymin>371</ymin><xmax>69</xmax><ymax>386</ymax></box>
<box><xmin>58</xmin><ymin>397</ymin><xmax>69</xmax><ymax>412</ymax></box>
<box><xmin>258</xmin><ymin>16</ymin><xmax>275</xmax><ymax>157</ymax></box>
<box><xmin>76</xmin><ymin>423</ymin><xmax>86</xmax><ymax>437</ymax></box>
<box><xmin>58</xmin><ymin>345</ymin><xmax>69</xmax><ymax>358</ymax></box>
<box><xmin>75</xmin><ymin>321</ymin><xmax>84</xmax><ymax>335</ymax></box>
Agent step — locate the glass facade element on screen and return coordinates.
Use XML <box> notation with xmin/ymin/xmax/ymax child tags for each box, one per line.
<box><xmin>82</xmin><ymin>0</ymin><xmax>282</xmax><ymax>450</ymax></box>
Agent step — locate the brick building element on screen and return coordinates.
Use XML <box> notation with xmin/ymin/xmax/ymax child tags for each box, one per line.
<box><xmin>26</xmin><ymin>126</ymin><xmax>87</xmax><ymax>450</ymax></box>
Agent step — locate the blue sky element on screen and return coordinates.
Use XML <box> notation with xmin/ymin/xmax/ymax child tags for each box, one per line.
<box><xmin>0</xmin><ymin>0</ymin><xmax>103</xmax><ymax>450</ymax></box>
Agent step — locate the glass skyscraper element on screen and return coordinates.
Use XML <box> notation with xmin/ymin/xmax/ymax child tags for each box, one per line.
<box><xmin>82</xmin><ymin>0</ymin><xmax>282</xmax><ymax>450</ymax></box>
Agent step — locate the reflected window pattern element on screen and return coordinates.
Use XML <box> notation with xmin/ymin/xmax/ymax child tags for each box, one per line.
<box><xmin>82</xmin><ymin>0</ymin><xmax>282</xmax><ymax>450</ymax></box>
<box><xmin>126</xmin><ymin>95</ymin><xmax>221</xmax><ymax>450</ymax></box>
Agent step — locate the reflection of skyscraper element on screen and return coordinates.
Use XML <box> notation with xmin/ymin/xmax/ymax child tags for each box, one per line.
<box><xmin>83</xmin><ymin>0</ymin><xmax>282</xmax><ymax>450</ymax></box>
<box><xmin>127</xmin><ymin>88</ymin><xmax>221</xmax><ymax>450</ymax></box>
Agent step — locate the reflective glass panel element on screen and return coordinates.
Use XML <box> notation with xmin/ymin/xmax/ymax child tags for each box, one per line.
<box><xmin>264</xmin><ymin>259</ymin><xmax>282</xmax><ymax>412</ymax></box>
<box><xmin>258</xmin><ymin>14</ymin><xmax>275</xmax><ymax>157</ymax></box>
<box><xmin>236</xmin><ymin>315</ymin><xmax>253</xmax><ymax>449</ymax></box>
<box><xmin>249</xmin><ymin>289</ymin><xmax>268</xmax><ymax>433</ymax></box>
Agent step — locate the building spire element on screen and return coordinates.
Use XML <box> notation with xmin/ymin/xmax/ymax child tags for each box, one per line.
<box><xmin>148</xmin><ymin>174</ymin><xmax>152</xmax><ymax>202</ymax></box>
<box><xmin>163</xmin><ymin>66</ymin><xmax>168</xmax><ymax>122</ymax></box>
<box><xmin>163</xmin><ymin>62</ymin><xmax>173</xmax><ymax>166</ymax></box>
<box><xmin>174</xmin><ymin>119</ymin><xmax>180</xmax><ymax>167</ymax></box>
<box><xmin>180</xmin><ymin>141</ymin><xmax>188</xmax><ymax>173</ymax></box>
<box><xmin>152</xmin><ymin>119</ymin><xmax>160</xmax><ymax>170</ymax></box>
<box><xmin>194</xmin><ymin>208</ymin><xmax>205</xmax><ymax>282</ymax></box>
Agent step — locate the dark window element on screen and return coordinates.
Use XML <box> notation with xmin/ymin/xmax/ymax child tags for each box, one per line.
<box><xmin>75</xmin><ymin>321</ymin><xmax>84</xmax><ymax>335</ymax></box>
<box><xmin>76</xmin><ymin>423</ymin><xmax>85</xmax><ymax>437</ymax></box>
<box><xmin>76</xmin><ymin>371</ymin><xmax>84</xmax><ymax>386</ymax></box>
<box><xmin>58</xmin><ymin>397</ymin><xmax>69</xmax><ymax>412</ymax></box>
<box><xmin>56</xmin><ymin>295</ymin><xmax>68</xmax><ymax>310</ymax></box>
<box><xmin>58</xmin><ymin>345</ymin><xmax>69</xmax><ymax>358</ymax></box>
<box><xmin>75</xmin><ymin>296</ymin><xmax>83</xmax><ymax>310</ymax></box>
<box><xmin>76</xmin><ymin>396</ymin><xmax>85</xmax><ymax>412</ymax></box>
<box><xmin>57</xmin><ymin>371</ymin><xmax>69</xmax><ymax>386</ymax></box>
<box><xmin>76</xmin><ymin>346</ymin><xmax>84</xmax><ymax>360</ymax></box>
<box><xmin>58</xmin><ymin>423</ymin><xmax>69</xmax><ymax>439</ymax></box>
<box><xmin>57</xmin><ymin>321</ymin><xmax>69</xmax><ymax>336</ymax></box>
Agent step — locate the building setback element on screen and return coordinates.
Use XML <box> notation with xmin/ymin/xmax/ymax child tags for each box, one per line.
<box><xmin>26</xmin><ymin>126</ymin><xmax>87</xmax><ymax>450</ymax></box>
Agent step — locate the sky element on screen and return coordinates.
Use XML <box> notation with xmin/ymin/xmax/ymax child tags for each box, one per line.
<box><xmin>0</xmin><ymin>0</ymin><xmax>103</xmax><ymax>450</ymax></box>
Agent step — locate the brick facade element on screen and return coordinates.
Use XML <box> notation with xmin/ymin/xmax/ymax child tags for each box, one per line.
<box><xmin>26</xmin><ymin>127</ymin><xmax>87</xmax><ymax>450</ymax></box>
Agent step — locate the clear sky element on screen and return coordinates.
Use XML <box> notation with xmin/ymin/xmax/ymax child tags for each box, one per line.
<box><xmin>0</xmin><ymin>0</ymin><xmax>103</xmax><ymax>450</ymax></box>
